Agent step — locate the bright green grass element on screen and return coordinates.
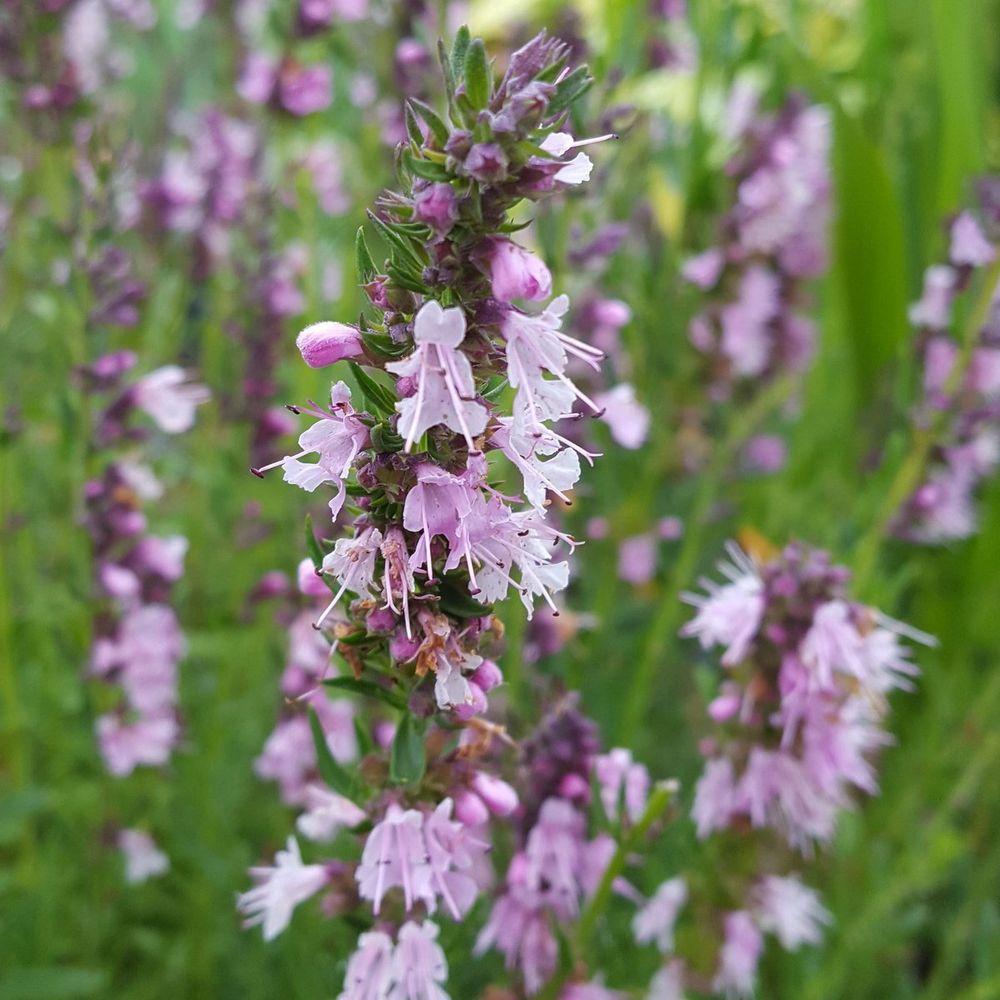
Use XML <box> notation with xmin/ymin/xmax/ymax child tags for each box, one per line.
<box><xmin>2</xmin><ymin>0</ymin><xmax>1000</xmax><ymax>996</ymax></box>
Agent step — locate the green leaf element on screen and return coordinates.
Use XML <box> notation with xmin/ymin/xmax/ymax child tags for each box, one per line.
<box><xmin>309</xmin><ymin>709</ymin><xmax>360</xmax><ymax>801</ymax></box>
<box><xmin>386</xmin><ymin>263</ymin><xmax>429</xmax><ymax>294</ymax></box>
<box><xmin>451</xmin><ymin>26</ymin><xmax>471</xmax><ymax>78</ymax></box>
<box><xmin>436</xmin><ymin>577</ymin><xmax>490</xmax><ymax>619</ymax></box>
<box><xmin>304</xmin><ymin>514</ymin><xmax>325</xmax><ymax>571</ymax></box>
<box><xmin>365</xmin><ymin>210</ymin><xmax>427</xmax><ymax>273</ymax></box>
<box><xmin>349</xmin><ymin>362</ymin><xmax>398</xmax><ymax>416</ymax></box>
<box><xmin>463</xmin><ymin>38</ymin><xmax>490</xmax><ymax>111</ymax></box>
<box><xmin>324</xmin><ymin>675</ymin><xmax>407</xmax><ymax>709</ymax></box>
<box><xmin>409</xmin><ymin>99</ymin><xmax>449</xmax><ymax>147</ymax></box>
<box><xmin>0</xmin><ymin>968</ymin><xmax>109</xmax><ymax>1000</ymax></box>
<box><xmin>831</xmin><ymin>107</ymin><xmax>910</xmax><ymax>409</ymax></box>
<box><xmin>404</xmin><ymin>101</ymin><xmax>424</xmax><ymax>146</ymax></box>
<box><xmin>361</xmin><ymin>328</ymin><xmax>411</xmax><ymax>360</ymax></box>
<box><xmin>402</xmin><ymin>151</ymin><xmax>452</xmax><ymax>182</ymax></box>
<box><xmin>547</xmin><ymin>65</ymin><xmax>592</xmax><ymax>117</ymax></box>
<box><xmin>355</xmin><ymin>227</ymin><xmax>377</xmax><ymax>283</ymax></box>
<box><xmin>437</xmin><ymin>39</ymin><xmax>455</xmax><ymax>104</ymax></box>
<box><xmin>389</xmin><ymin>712</ymin><xmax>426</xmax><ymax>785</ymax></box>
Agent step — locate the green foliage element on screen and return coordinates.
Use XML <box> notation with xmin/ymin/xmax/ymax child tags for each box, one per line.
<box><xmin>3</xmin><ymin>1</ymin><xmax>1000</xmax><ymax>998</ymax></box>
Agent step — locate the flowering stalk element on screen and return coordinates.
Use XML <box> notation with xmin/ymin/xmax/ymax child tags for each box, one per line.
<box><xmin>81</xmin><ymin>351</ymin><xmax>208</xmax><ymax>875</ymax></box>
<box><xmin>241</xmin><ymin>28</ymin><xmax>621</xmax><ymax>996</ymax></box>
<box><xmin>617</xmin><ymin>541</ymin><xmax>930</xmax><ymax>996</ymax></box>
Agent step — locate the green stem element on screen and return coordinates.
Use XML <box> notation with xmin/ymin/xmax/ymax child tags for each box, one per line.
<box><xmin>852</xmin><ymin>257</ymin><xmax>1000</xmax><ymax>593</ymax></box>
<box><xmin>537</xmin><ymin>782</ymin><xmax>677</xmax><ymax>1000</ymax></box>
<box><xmin>616</xmin><ymin>376</ymin><xmax>796</xmax><ymax>742</ymax></box>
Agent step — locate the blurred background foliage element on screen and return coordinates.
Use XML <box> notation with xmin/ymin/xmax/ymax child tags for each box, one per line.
<box><xmin>2</xmin><ymin>0</ymin><xmax>1000</xmax><ymax>996</ymax></box>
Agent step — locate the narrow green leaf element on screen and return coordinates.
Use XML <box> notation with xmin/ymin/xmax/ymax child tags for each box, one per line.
<box><xmin>355</xmin><ymin>227</ymin><xmax>377</xmax><ymax>283</ymax></box>
<box><xmin>409</xmin><ymin>98</ymin><xmax>449</xmax><ymax>147</ymax></box>
<box><xmin>404</xmin><ymin>101</ymin><xmax>424</xmax><ymax>146</ymax></box>
<box><xmin>463</xmin><ymin>38</ymin><xmax>490</xmax><ymax>111</ymax></box>
<box><xmin>324</xmin><ymin>676</ymin><xmax>407</xmax><ymax>710</ymax></box>
<box><xmin>365</xmin><ymin>210</ymin><xmax>426</xmax><ymax>272</ymax></box>
<box><xmin>349</xmin><ymin>362</ymin><xmax>398</xmax><ymax>416</ymax></box>
<box><xmin>451</xmin><ymin>25</ymin><xmax>471</xmax><ymax>78</ymax></box>
<box><xmin>437</xmin><ymin>39</ymin><xmax>455</xmax><ymax>104</ymax></box>
<box><xmin>832</xmin><ymin>108</ymin><xmax>910</xmax><ymax>409</ymax></box>
<box><xmin>304</xmin><ymin>514</ymin><xmax>325</xmax><ymax>571</ymax></box>
<box><xmin>361</xmin><ymin>329</ymin><xmax>412</xmax><ymax>360</ymax></box>
<box><xmin>309</xmin><ymin>709</ymin><xmax>360</xmax><ymax>801</ymax></box>
<box><xmin>547</xmin><ymin>66</ymin><xmax>592</xmax><ymax>117</ymax></box>
<box><xmin>403</xmin><ymin>151</ymin><xmax>452</xmax><ymax>182</ymax></box>
<box><xmin>389</xmin><ymin>713</ymin><xmax>426</xmax><ymax>785</ymax></box>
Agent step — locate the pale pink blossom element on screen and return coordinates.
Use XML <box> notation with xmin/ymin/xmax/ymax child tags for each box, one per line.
<box><xmin>238</xmin><ymin>836</ymin><xmax>330</xmax><ymax>940</ymax></box>
<box><xmin>483</xmin><ymin>237</ymin><xmax>552</xmax><ymax>302</ymax></box>
<box><xmin>950</xmin><ymin>211</ymin><xmax>996</xmax><ymax>267</ymax></box>
<box><xmin>391</xmin><ymin>921</ymin><xmax>450</xmax><ymax>1000</ymax></box>
<box><xmin>387</xmin><ymin>300</ymin><xmax>489</xmax><ymax>452</ymax></box>
<box><xmin>118</xmin><ymin>828</ymin><xmax>169</xmax><ymax>883</ymax></box>
<box><xmin>133</xmin><ymin>366</ymin><xmax>210</xmax><ymax>433</ymax></box>
<box><xmin>97</xmin><ymin>712</ymin><xmax>178</xmax><ymax>776</ymax></box>
<box><xmin>296</xmin><ymin>321</ymin><xmax>364</xmax><ymax>368</ymax></box>
<box><xmin>712</xmin><ymin>911</ymin><xmax>762</xmax><ymax>998</ymax></box>
<box><xmin>681</xmin><ymin>546</ymin><xmax>763</xmax><ymax>666</ymax></box>
<box><xmin>297</xmin><ymin>784</ymin><xmax>367</xmax><ymax>842</ymax></box>
<box><xmin>356</xmin><ymin>805</ymin><xmax>430</xmax><ymax>915</ymax></box>
<box><xmin>751</xmin><ymin>874</ymin><xmax>831</xmax><ymax>950</ymax></box>
<box><xmin>595</xmin><ymin>383</ymin><xmax>650</xmax><ymax>449</ymax></box>
<box><xmin>338</xmin><ymin>929</ymin><xmax>394</xmax><ymax>1000</ymax></box>
<box><xmin>633</xmin><ymin>878</ymin><xmax>687</xmax><ymax>953</ymax></box>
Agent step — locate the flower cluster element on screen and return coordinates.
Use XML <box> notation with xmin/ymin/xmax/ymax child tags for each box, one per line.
<box><xmin>641</xmin><ymin>541</ymin><xmax>926</xmax><ymax>995</ymax></box>
<box><xmin>896</xmin><ymin>191</ymin><xmax>1000</xmax><ymax>543</ymax></box>
<box><xmin>83</xmin><ymin>353</ymin><xmax>209</xmax><ymax>778</ymax></box>
<box><xmin>683</xmin><ymin>93</ymin><xmax>831</xmax><ymax>403</ymax></box>
<box><xmin>476</xmin><ymin>698</ymin><xmax>630</xmax><ymax>994</ymax></box>
<box><xmin>241</xmin><ymin>30</ymin><xmax>618</xmax><ymax>997</ymax></box>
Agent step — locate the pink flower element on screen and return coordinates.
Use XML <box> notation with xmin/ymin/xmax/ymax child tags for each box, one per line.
<box><xmin>908</xmin><ymin>265</ymin><xmax>956</xmax><ymax>330</ymax></box>
<box><xmin>719</xmin><ymin>265</ymin><xmax>780</xmax><ymax>378</ymax></box>
<box><xmin>237</xmin><ymin>52</ymin><xmax>277</xmax><ymax>104</ymax></box>
<box><xmin>297</xmin><ymin>784</ymin><xmax>367</xmax><ymax>841</ymax></box>
<box><xmin>595</xmin><ymin>384</ymin><xmax>650</xmax><ymax>450</ymax></box>
<box><xmin>472</xmin><ymin>772</ymin><xmax>519</xmax><ymax>816</ymax></box>
<box><xmin>502</xmin><ymin>295</ymin><xmax>604</xmax><ymax>435</ymax></box>
<box><xmin>254</xmin><ymin>381</ymin><xmax>369</xmax><ymax>517</ymax></box>
<box><xmin>633</xmin><ymin>877</ymin><xmax>687</xmax><ymax>953</ymax></box>
<box><xmin>387</xmin><ymin>300</ymin><xmax>489</xmax><ymax>453</ymax></box>
<box><xmin>475</xmin><ymin>882</ymin><xmax>558</xmax><ymax>994</ymax></box>
<box><xmin>618</xmin><ymin>534</ymin><xmax>658</xmax><ymax>586</ymax></box>
<box><xmin>537</xmin><ymin>131</ymin><xmax>615</xmax><ymax>186</ymax></box>
<box><xmin>296</xmin><ymin>321</ymin><xmax>364</xmax><ymax>368</ymax></box>
<box><xmin>97</xmin><ymin>712</ymin><xmax>179</xmax><ymax>776</ymax></box>
<box><xmin>682</xmin><ymin>248</ymin><xmax>725</xmax><ymax>289</ymax></box>
<box><xmin>646</xmin><ymin>961</ymin><xmax>686</xmax><ymax>1000</ymax></box>
<box><xmin>743</xmin><ymin>434</ymin><xmax>787</xmax><ymax>473</ymax></box>
<box><xmin>316</xmin><ymin>527</ymin><xmax>384</xmax><ymax>627</ymax></box>
<box><xmin>483</xmin><ymin>237</ymin><xmax>552</xmax><ymax>302</ymax></box>
<box><xmin>713</xmin><ymin>911</ymin><xmax>763</xmax><ymax>998</ymax></box>
<box><xmin>391</xmin><ymin>921</ymin><xmax>450</xmax><ymax>1000</ymax></box>
<box><xmin>680</xmin><ymin>545</ymin><xmax>763</xmax><ymax>666</ymax></box>
<box><xmin>130</xmin><ymin>535</ymin><xmax>188</xmax><ymax>581</ymax></box>
<box><xmin>799</xmin><ymin>600</ymin><xmax>865</xmax><ymax>689</ymax></box>
<box><xmin>238</xmin><ymin>837</ymin><xmax>330</xmax><ymax>940</ymax></box>
<box><xmin>751</xmin><ymin>874</ymin><xmax>831</xmax><ymax>950</ymax></box>
<box><xmin>492</xmin><ymin>418</ymin><xmax>584</xmax><ymax>510</ymax></box>
<box><xmin>413</xmin><ymin>182</ymin><xmax>459</xmax><ymax>235</ymax></box>
<box><xmin>279</xmin><ymin>64</ymin><xmax>333</xmax><ymax>116</ymax></box>
<box><xmin>950</xmin><ymin>211</ymin><xmax>996</xmax><ymax>267</ymax></box>
<box><xmin>691</xmin><ymin>757</ymin><xmax>737</xmax><ymax>837</ymax></box>
<box><xmin>118</xmin><ymin>828</ymin><xmax>169</xmax><ymax>884</ymax></box>
<box><xmin>133</xmin><ymin>366</ymin><xmax>210</xmax><ymax>433</ymax></box>
<box><xmin>423</xmin><ymin>799</ymin><xmax>491</xmax><ymax>919</ymax></box>
<box><xmin>594</xmin><ymin>748</ymin><xmax>650</xmax><ymax>822</ymax></box>
<box><xmin>338</xmin><ymin>929</ymin><xmax>394</xmax><ymax>1000</ymax></box>
<box><xmin>356</xmin><ymin>804</ymin><xmax>430</xmax><ymax>914</ymax></box>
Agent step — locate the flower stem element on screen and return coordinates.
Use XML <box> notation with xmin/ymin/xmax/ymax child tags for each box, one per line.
<box><xmin>538</xmin><ymin>782</ymin><xmax>677</xmax><ymax>999</ymax></box>
<box><xmin>852</xmin><ymin>257</ymin><xmax>1000</xmax><ymax>594</ymax></box>
<box><xmin>616</xmin><ymin>375</ymin><xmax>795</xmax><ymax>742</ymax></box>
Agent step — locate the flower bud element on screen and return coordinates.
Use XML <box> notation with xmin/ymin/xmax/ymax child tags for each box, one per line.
<box><xmin>413</xmin><ymin>182</ymin><xmax>458</xmax><ymax>236</ymax></box>
<box><xmin>454</xmin><ymin>790</ymin><xmax>490</xmax><ymax>827</ymax></box>
<box><xmin>472</xmin><ymin>772</ymin><xmax>519</xmax><ymax>816</ymax></box>
<box><xmin>296</xmin><ymin>321</ymin><xmax>364</xmax><ymax>368</ymax></box>
<box><xmin>471</xmin><ymin>658</ymin><xmax>503</xmax><ymax>692</ymax></box>
<box><xmin>297</xmin><ymin>557</ymin><xmax>329</xmax><ymax>597</ymax></box>
<box><xmin>462</xmin><ymin>142</ymin><xmax>509</xmax><ymax>183</ymax></box>
<box><xmin>482</xmin><ymin>237</ymin><xmax>551</xmax><ymax>302</ymax></box>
